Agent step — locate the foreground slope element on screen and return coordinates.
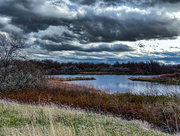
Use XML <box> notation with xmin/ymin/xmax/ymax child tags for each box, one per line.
<box><xmin>0</xmin><ymin>100</ymin><xmax>167</xmax><ymax>136</ymax></box>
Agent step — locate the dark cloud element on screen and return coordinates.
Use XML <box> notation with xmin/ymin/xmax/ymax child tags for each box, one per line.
<box><xmin>35</xmin><ymin>40</ymin><xmax>81</xmax><ymax>51</ymax></box>
<box><xmin>0</xmin><ymin>0</ymin><xmax>180</xmax><ymax>63</ymax></box>
<box><xmin>0</xmin><ymin>1</ymin><xmax>35</xmax><ymax>32</ymax></box>
<box><xmin>0</xmin><ymin>0</ymin><xmax>179</xmax><ymax>43</ymax></box>
<box><xmin>79</xmin><ymin>44</ymin><xmax>134</xmax><ymax>52</ymax></box>
<box><xmin>69</xmin><ymin>13</ymin><xmax>180</xmax><ymax>43</ymax></box>
<box><xmin>0</xmin><ymin>0</ymin><xmax>70</xmax><ymax>34</ymax></box>
<box><xmin>39</xmin><ymin>13</ymin><xmax>180</xmax><ymax>45</ymax></box>
<box><xmin>43</xmin><ymin>44</ymin><xmax>81</xmax><ymax>51</ymax></box>
<box><xmin>37</xmin><ymin>38</ymin><xmax>134</xmax><ymax>52</ymax></box>
<box><xmin>41</xmin><ymin>32</ymin><xmax>76</xmax><ymax>43</ymax></box>
<box><xmin>70</xmin><ymin>0</ymin><xmax>180</xmax><ymax>6</ymax></box>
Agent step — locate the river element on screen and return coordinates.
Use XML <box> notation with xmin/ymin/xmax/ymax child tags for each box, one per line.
<box><xmin>53</xmin><ymin>75</ymin><xmax>180</xmax><ymax>95</ymax></box>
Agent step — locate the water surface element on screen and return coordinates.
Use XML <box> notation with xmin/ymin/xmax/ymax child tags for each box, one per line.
<box><xmin>54</xmin><ymin>75</ymin><xmax>180</xmax><ymax>95</ymax></box>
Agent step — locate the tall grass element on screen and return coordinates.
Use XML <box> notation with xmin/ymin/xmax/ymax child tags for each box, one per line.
<box><xmin>0</xmin><ymin>100</ymin><xmax>165</xmax><ymax>136</ymax></box>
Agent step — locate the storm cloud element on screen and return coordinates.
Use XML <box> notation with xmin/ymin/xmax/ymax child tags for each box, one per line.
<box><xmin>0</xmin><ymin>0</ymin><xmax>180</xmax><ymax>63</ymax></box>
<box><xmin>69</xmin><ymin>0</ymin><xmax>180</xmax><ymax>6</ymax></box>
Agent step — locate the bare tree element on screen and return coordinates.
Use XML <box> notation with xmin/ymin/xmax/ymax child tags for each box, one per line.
<box><xmin>0</xmin><ymin>34</ymin><xmax>25</xmax><ymax>64</ymax></box>
<box><xmin>0</xmin><ymin>34</ymin><xmax>25</xmax><ymax>78</ymax></box>
<box><xmin>0</xmin><ymin>33</ymin><xmax>46</xmax><ymax>91</ymax></box>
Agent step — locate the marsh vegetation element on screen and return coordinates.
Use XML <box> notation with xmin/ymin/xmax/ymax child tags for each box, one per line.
<box><xmin>129</xmin><ymin>73</ymin><xmax>180</xmax><ymax>85</ymax></box>
<box><xmin>2</xmin><ymin>79</ymin><xmax>179</xmax><ymax>134</ymax></box>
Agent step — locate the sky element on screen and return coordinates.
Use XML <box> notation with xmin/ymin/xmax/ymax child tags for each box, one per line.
<box><xmin>0</xmin><ymin>0</ymin><xmax>180</xmax><ymax>64</ymax></box>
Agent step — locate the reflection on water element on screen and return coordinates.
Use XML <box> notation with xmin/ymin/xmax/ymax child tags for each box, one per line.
<box><xmin>54</xmin><ymin>75</ymin><xmax>180</xmax><ymax>95</ymax></box>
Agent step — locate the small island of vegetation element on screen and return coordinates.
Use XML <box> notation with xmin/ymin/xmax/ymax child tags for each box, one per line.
<box><xmin>50</xmin><ymin>76</ymin><xmax>96</xmax><ymax>81</ymax></box>
<box><xmin>129</xmin><ymin>73</ymin><xmax>180</xmax><ymax>85</ymax></box>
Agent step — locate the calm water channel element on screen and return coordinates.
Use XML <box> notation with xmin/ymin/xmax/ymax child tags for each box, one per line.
<box><xmin>54</xmin><ymin>75</ymin><xmax>180</xmax><ymax>95</ymax></box>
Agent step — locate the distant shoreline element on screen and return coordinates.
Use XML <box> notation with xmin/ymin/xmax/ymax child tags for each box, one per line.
<box><xmin>50</xmin><ymin>72</ymin><xmax>172</xmax><ymax>75</ymax></box>
<box><xmin>79</xmin><ymin>72</ymin><xmax>129</xmax><ymax>75</ymax></box>
<box><xmin>50</xmin><ymin>76</ymin><xmax>96</xmax><ymax>81</ymax></box>
<box><xmin>129</xmin><ymin>73</ymin><xmax>180</xmax><ymax>85</ymax></box>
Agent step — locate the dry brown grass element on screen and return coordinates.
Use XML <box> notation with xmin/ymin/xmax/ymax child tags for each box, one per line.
<box><xmin>2</xmin><ymin>80</ymin><xmax>180</xmax><ymax>134</ymax></box>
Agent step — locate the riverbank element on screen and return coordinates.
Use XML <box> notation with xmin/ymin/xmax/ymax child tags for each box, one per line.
<box><xmin>0</xmin><ymin>100</ymin><xmax>167</xmax><ymax>136</ymax></box>
<box><xmin>129</xmin><ymin>73</ymin><xmax>180</xmax><ymax>85</ymax></box>
<box><xmin>2</xmin><ymin>79</ymin><xmax>180</xmax><ymax>134</ymax></box>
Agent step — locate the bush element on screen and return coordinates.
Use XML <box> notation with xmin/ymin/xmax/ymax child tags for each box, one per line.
<box><xmin>0</xmin><ymin>61</ymin><xmax>47</xmax><ymax>91</ymax></box>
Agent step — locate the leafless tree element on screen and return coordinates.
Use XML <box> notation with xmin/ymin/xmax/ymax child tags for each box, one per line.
<box><xmin>0</xmin><ymin>34</ymin><xmax>25</xmax><ymax>63</ymax></box>
<box><xmin>0</xmin><ymin>33</ymin><xmax>46</xmax><ymax>91</ymax></box>
<box><xmin>0</xmin><ymin>34</ymin><xmax>25</xmax><ymax>78</ymax></box>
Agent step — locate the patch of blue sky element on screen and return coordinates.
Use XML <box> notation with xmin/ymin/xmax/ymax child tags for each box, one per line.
<box><xmin>66</xmin><ymin>4</ymin><xmax>78</xmax><ymax>11</ymax></box>
<box><xmin>117</xmin><ymin>2</ymin><xmax>137</xmax><ymax>9</ymax></box>
<box><xmin>153</xmin><ymin>57</ymin><xmax>180</xmax><ymax>64</ymax></box>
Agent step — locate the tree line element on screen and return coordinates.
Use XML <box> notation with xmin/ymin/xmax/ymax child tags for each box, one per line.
<box><xmin>29</xmin><ymin>59</ymin><xmax>180</xmax><ymax>75</ymax></box>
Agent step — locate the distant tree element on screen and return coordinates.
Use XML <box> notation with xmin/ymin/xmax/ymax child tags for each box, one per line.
<box><xmin>67</xmin><ymin>66</ymin><xmax>80</xmax><ymax>74</ymax></box>
<box><xmin>113</xmin><ymin>61</ymin><xmax>120</xmax><ymax>67</ymax></box>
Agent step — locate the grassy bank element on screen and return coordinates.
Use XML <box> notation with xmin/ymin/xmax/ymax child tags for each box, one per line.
<box><xmin>129</xmin><ymin>77</ymin><xmax>167</xmax><ymax>83</ymax></box>
<box><xmin>129</xmin><ymin>74</ymin><xmax>180</xmax><ymax>85</ymax></box>
<box><xmin>50</xmin><ymin>76</ymin><xmax>96</xmax><ymax>81</ymax></box>
<box><xmin>0</xmin><ymin>100</ymin><xmax>166</xmax><ymax>136</ymax></box>
<box><xmin>3</xmin><ymin>80</ymin><xmax>180</xmax><ymax>134</ymax></box>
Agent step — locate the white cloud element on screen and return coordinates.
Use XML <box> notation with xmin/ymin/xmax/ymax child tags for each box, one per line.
<box><xmin>38</xmin><ymin>26</ymin><xmax>72</xmax><ymax>37</ymax></box>
<box><xmin>1</xmin><ymin>24</ymin><xmax>23</xmax><ymax>33</ymax></box>
<box><xmin>0</xmin><ymin>16</ymin><xmax>11</xmax><ymax>25</ymax></box>
<box><xmin>0</xmin><ymin>16</ymin><xmax>22</xmax><ymax>33</ymax></box>
<box><xmin>31</xmin><ymin>0</ymin><xmax>78</xmax><ymax>19</ymax></box>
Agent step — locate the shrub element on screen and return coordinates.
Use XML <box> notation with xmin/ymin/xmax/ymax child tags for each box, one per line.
<box><xmin>0</xmin><ymin>61</ymin><xmax>47</xmax><ymax>91</ymax></box>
